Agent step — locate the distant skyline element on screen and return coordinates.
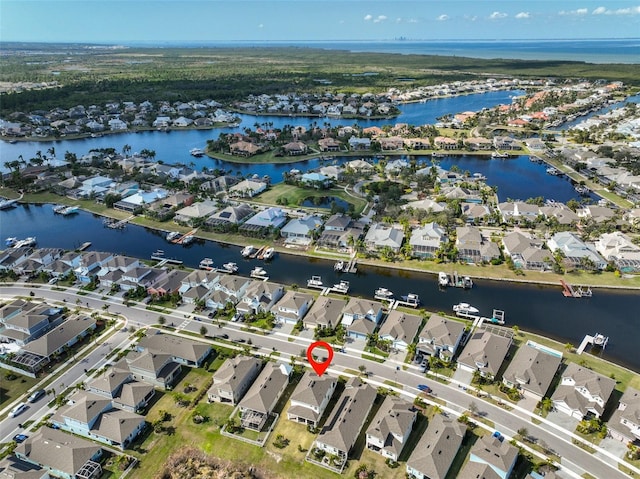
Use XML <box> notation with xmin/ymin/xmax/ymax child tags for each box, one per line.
<box><xmin>1</xmin><ymin>0</ymin><xmax>640</xmax><ymax>44</ymax></box>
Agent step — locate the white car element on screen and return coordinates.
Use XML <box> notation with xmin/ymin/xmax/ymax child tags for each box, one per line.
<box><xmin>9</xmin><ymin>402</ymin><xmax>28</xmax><ymax>418</ymax></box>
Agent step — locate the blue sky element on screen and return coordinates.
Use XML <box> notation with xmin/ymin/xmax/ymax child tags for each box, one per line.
<box><xmin>1</xmin><ymin>0</ymin><xmax>639</xmax><ymax>43</ymax></box>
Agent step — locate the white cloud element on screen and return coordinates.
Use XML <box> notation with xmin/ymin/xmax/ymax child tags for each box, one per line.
<box><xmin>515</xmin><ymin>12</ymin><xmax>530</xmax><ymax>19</ymax></box>
<box><xmin>407</xmin><ymin>18</ymin><xmax>419</xmax><ymax>23</ymax></box>
<box><xmin>592</xmin><ymin>5</ymin><xmax>640</xmax><ymax>15</ymax></box>
<box><xmin>559</xmin><ymin>8</ymin><xmax>589</xmax><ymax>16</ymax></box>
<box><xmin>592</xmin><ymin>6</ymin><xmax>607</xmax><ymax>14</ymax></box>
<box><xmin>489</xmin><ymin>11</ymin><xmax>508</xmax><ymax>19</ymax></box>
<box><xmin>437</xmin><ymin>14</ymin><xmax>449</xmax><ymax>21</ymax></box>
<box><xmin>373</xmin><ymin>15</ymin><xmax>387</xmax><ymax>23</ymax></box>
<box><xmin>364</xmin><ymin>14</ymin><xmax>373</xmax><ymax>21</ymax></box>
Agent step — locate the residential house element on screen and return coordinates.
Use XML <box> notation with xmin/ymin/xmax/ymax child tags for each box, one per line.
<box><xmin>501</xmin><ymin>342</ymin><xmax>562</xmax><ymax>401</ymax></box>
<box><xmin>173</xmin><ymin>200</ymin><xmax>218</xmax><ymax>225</ymax></box>
<box><xmin>365</xmin><ymin>396</ymin><xmax>416</xmax><ymax>461</ymax></box>
<box><xmin>406</xmin><ymin>413</ymin><xmax>465</xmax><ymax>479</ymax></box>
<box><xmin>270</xmin><ymin>290</ymin><xmax>314</xmax><ymax>325</ymax></box>
<box><xmin>229</xmin><ymin>141</ymin><xmax>260</xmax><ymax>157</ymax></box>
<box><xmin>207</xmin><ymin>275</ymin><xmax>251</xmax><ymax>310</ymax></box>
<box><xmin>86</xmin><ymin>366</ymin><xmax>155</xmax><ymax>413</ymax></box>
<box><xmin>0</xmin><ymin>247</ymin><xmax>32</xmax><ymax>272</ymax></box>
<box><xmin>50</xmin><ymin>391</ymin><xmax>145</xmax><ymax>450</ymax></box>
<box><xmin>493</xmin><ymin>136</ymin><xmax>522</xmax><ymax>150</ymax></box>
<box><xmin>364</xmin><ymin>223</ymin><xmax>405</xmax><ymax>253</ymax></box>
<box><xmin>287</xmin><ymin>371</ymin><xmax>337</xmax><ymax>427</ymax></box>
<box><xmin>280</xmin><ymin>215</ymin><xmax>324</xmax><ymax>244</ymax></box>
<box><xmin>241</xmin><ymin>207</ymin><xmax>288</xmax><ymax>234</ymax></box>
<box><xmin>502</xmin><ymin>231</ymin><xmax>552</xmax><ymax>271</ymax></box>
<box><xmin>551</xmin><ymin>363</ymin><xmax>616</xmax><ymax>419</ymax></box>
<box><xmin>313</xmin><ymin>377</ymin><xmax>377</xmax><ymax>461</ymax></box>
<box><xmin>300</xmin><ymin>172</ymin><xmax>331</xmax><ymax>188</ymax></box>
<box><xmin>498</xmin><ymin>202</ymin><xmax>541</xmax><ymax>224</ymax></box>
<box><xmin>147</xmin><ymin>270</ymin><xmax>190</xmax><ymax>297</ymax></box>
<box><xmin>433</xmin><ymin>136</ymin><xmax>457</xmax><ymax>150</ymax></box>
<box><xmin>402</xmin><ymin>198</ymin><xmax>445</xmax><ymax>214</ymax></box>
<box><xmin>457</xmin><ymin>330</ymin><xmax>511</xmax><ymax>380</ymax></box>
<box><xmin>0</xmin><ymin>300</ymin><xmax>63</xmax><ymax>346</ymax></box>
<box><xmin>456</xmin><ymin>226</ymin><xmax>500</xmax><ymax>264</ymax></box>
<box><xmin>409</xmin><ymin>222</ymin><xmax>447</xmax><ymax>259</ymax></box>
<box><xmin>464</xmin><ymin>137</ymin><xmax>493</xmax><ymax>150</ymax></box>
<box><xmin>205</xmin><ymin>203</ymin><xmax>254</xmax><ymax>230</ymax></box>
<box><xmin>462</xmin><ymin>203</ymin><xmax>493</xmax><ymax>225</ymax></box>
<box><xmin>136</xmin><ymin>330</ymin><xmax>212</xmax><ymax>368</ymax></box>
<box><xmin>341</xmin><ymin>298</ymin><xmax>384</xmax><ymax>340</ymax></box>
<box><xmin>377</xmin><ymin>310</ymin><xmax>421</xmax><ymax>352</ymax></box>
<box><xmin>113</xmin><ymin>189</ymin><xmax>169</xmax><ymax>212</ymax></box>
<box><xmin>348</xmin><ymin>137</ymin><xmax>371</xmax><ymax>150</ymax></box>
<box><xmin>238</xmin><ymin>362</ymin><xmax>292</xmax><ymax>430</ymax></box>
<box><xmin>235</xmin><ymin>280</ymin><xmax>284</xmax><ymax>316</ymax></box>
<box><xmin>122</xmin><ymin>350</ymin><xmax>181</xmax><ymax>390</ymax></box>
<box><xmin>576</xmin><ymin>205</ymin><xmax>616</xmax><ymax>224</ymax></box>
<box><xmin>417</xmin><ymin>314</ymin><xmax>466</xmax><ymax>362</ymax></box>
<box><xmin>207</xmin><ymin>356</ymin><xmax>263</xmax><ymax>405</ymax></box>
<box><xmin>547</xmin><ymin>232</ymin><xmax>607</xmax><ymax>270</ymax></box>
<box><xmin>608</xmin><ymin>387</ymin><xmax>640</xmax><ymax>443</ymax></box>
<box><xmin>318</xmin><ymin>137</ymin><xmax>341</xmax><ymax>152</ymax></box>
<box><xmin>317</xmin><ymin>214</ymin><xmax>364</xmax><ymax>250</ymax></box>
<box><xmin>228</xmin><ymin>179</ymin><xmax>266</xmax><ymax>198</ymax></box>
<box><xmin>14</xmin><ymin>428</ymin><xmax>103</xmax><ymax>479</ymax></box>
<box><xmin>74</xmin><ymin>251</ymin><xmax>114</xmax><ymax>283</ymax></box>
<box><xmin>303</xmin><ymin>296</ymin><xmax>347</xmax><ymax>330</ymax></box>
<box><xmin>595</xmin><ymin>232</ymin><xmax>640</xmax><ymax>272</ymax></box>
<box><xmin>467</xmin><ymin>434</ymin><xmax>519</xmax><ymax>479</ymax></box>
<box><xmin>319</xmin><ymin>165</ymin><xmax>343</xmax><ymax>181</ymax></box>
<box><xmin>457</xmin><ymin>462</ymin><xmax>502</xmax><ymax>479</ymax></box>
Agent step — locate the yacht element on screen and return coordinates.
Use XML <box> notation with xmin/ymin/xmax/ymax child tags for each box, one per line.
<box><xmin>438</xmin><ymin>272</ymin><xmax>449</xmax><ymax>287</ymax></box>
<box><xmin>5</xmin><ymin>237</ymin><xmax>17</xmax><ymax>247</ymax></box>
<box><xmin>181</xmin><ymin>234</ymin><xmax>194</xmax><ymax>245</ymax></box>
<box><xmin>166</xmin><ymin>231</ymin><xmax>180</xmax><ymax>242</ymax></box>
<box><xmin>331</xmin><ymin>280</ymin><xmax>350</xmax><ymax>294</ymax></box>
<box><xmin>250</xmin><ymin>266</ymin><xmax>268</xmax><ymax>278</ymax></box>
<box><xmin>307</xmin><ymin>275</ymin><xmax>324</xmax><ymax>288</ymax></box>
<box><xmin>262</xmin><ymin>247</ymin><xmax>275</xmax><ymax>260</ymax></box>
<box><xmin>453</xmin><ymin>303</ymin><xmax>479</xmax><ymax>315</ymax></box>
<box><xmin>199</xmin><ymin>258</ymin><xmax>214</xmax><ymax>270</ymax></box>
<box><xmin>221</xmin><ymin>262</ymin><xmax>238</xmax><ymax>273</ymax></box>
<box><xmin>374</xmin><ymin>287</ymin><xmax>394</xmax><ymax>300</ymax></box>
<box><xmin>190</xmin><ymin>148</ymin><xmax>205</xmax><ymax>157</ymax></box>
<box><xmin>241</xmin><ymin>245</ymin><xmax>256</xmax><ymax>257</ymax></box>
<box><xmin>13</xmin><ymin>237</ymin><xmax>36</xmax><ymax>248</ymax></box>
<box><xmin>60</xmin><ymin>205</ymin><xmax>80</xmax><ymax>216</ymax></box>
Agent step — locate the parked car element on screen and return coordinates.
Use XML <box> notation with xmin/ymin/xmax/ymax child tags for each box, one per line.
<box><xmin>9</xmin><ymin>403</ymin><xmax>28</xmax><ymax>418</ymax></box>
<box><xmin>492</xmin><ymin>431</ymin><xmax>504</xmax><ymax>442</ymax></box>
<box><xmin>28</xmin><ymin>389</ymin><xmax>46</xmax><ymax>403</ymax></box>
<box><xmin>417</xmin><ymin>384</ymin><xmax>432</xmax><ymax>393</ymax></box>
<box><xmin>12</xmin><ymin>434</ymin><xmax>28</xmax><ymax>443</ymax></box>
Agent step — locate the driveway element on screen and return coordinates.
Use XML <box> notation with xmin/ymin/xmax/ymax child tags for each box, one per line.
<box><xmin>546</xmin><ymin>410</ymin><xmax>580</xmax><ymax>431</ymax></box>
<box><xmin>597</xmin><ymin>437</ymin><xmax>629</xmax><ymax>459</ymax></box>
<box><xmin>517</xmin><ymin>394</ymin><xmax>539</xmax><ymax>412</ymax></box>
<box><xmin>453</xmin><ymin>367</ymin><xmax>474</xmax><ymax>385</ymax></box>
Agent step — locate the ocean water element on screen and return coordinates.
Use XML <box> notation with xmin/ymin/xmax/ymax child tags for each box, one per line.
<box><xmin>171</xmin><ymin>39</ymin><xmax>640</xmax><ymax>64</ymax></box>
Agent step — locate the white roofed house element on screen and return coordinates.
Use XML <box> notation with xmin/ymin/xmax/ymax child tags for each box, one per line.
<box><xmin>406</xmin><ymin>413</ymin><xmax>465</xmax><ymax>479</ymax></box>
<box><xmin>236</xmin><ymin>280</ymin><xmax>284</xmax><ymax>316</ymax></box>
<box><xmin>270</xmin><ymin>290</ymin><xmax>314</xmax><ymax>325</ymax></box>
<box><xmin>228</xmin><ymin>179</ymin><xmax>267</xmax><ymax>198</ymax></box>
<box><xmin>365</xmin><ymin>396</ymin><xmax>416</xmax><ymax>461</ymax></box>
<box><xmin>377</xmin><ymin>310</ymin><xmax>421</xmax><ymax>352</ymax></box>
<box><xmin>342</xmin><ymin>298</ymin><xmax>384</xmax><ymax>340</ymax></box>
<box><xmin>417</xmin><ymin>314</ymin><xmax>466</xmax><ymax>363</ymax></box>
<box><xmin>462</xmin><ymin>203</ymin><xmax>493</xmax><ymax>225</ymax></box>
<box><xmin>595</xmin><ymin>231</ymin><xmax>640</xmax><ymax>272</ymax></box>
<box><xmin>409</xmin><ymin>222</ymin><xmax>448</xmax><ymax>259</ymax></box>
<box><xmin>497</xmin><ymin>201</ymin><xmax>541</xmax><ymax>225</ymax></box>
<box><xmin>173</xmin><ymin>200</ymin><xmax>218</xmax><ymax>226</ymax></box>
<box><xmin>280</xmin><ymin>214</ymin><xmax>324</xmax><ymax>244</ymax></box>
<box><xmin>240</xmin><ymin>207</ymin><xmax>288</xmax><ymax>235</ymax></box>
<box><xmin>501</xmin><ymin>342</ymin><xmax>562</xmax><ymax>401</ymax></box>
<box><xmin>547</xmin><ymin>232</ymin><xmax>607</xmax><ymax>270</ymax></box>
<box><xmin>364</xmin><ymin>222</ymin><xmax>405</xmax><ymax>253</ymax></box>
<box><xmin>207</xmin><ymin>356</ymin><xmax>263</xmax><ymax>405</ymax></box>
<box><xmin>287</xmin><ymin>371</ymin><xmax>337</xmax><ymax>427</ymax></box>
<box><xmin>551</xmin><ymin>363</ymin><xmax>616</xmax><ymax>420</ymax></box>
<box><xmin>238</xmin><ymin>362</ymin><xmax>292</xmax><ymax>430</ymax></box>
<box><xmin>608</xmin><ymin>387</ymin><xmax>640</xmax><ymax>443</ymax></box>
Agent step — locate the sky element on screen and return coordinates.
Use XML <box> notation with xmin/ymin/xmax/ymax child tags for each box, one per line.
<box><xmin>1</xmin><ymin>0</ymin><xmax>639</xmax><ymax>44</ymax></box>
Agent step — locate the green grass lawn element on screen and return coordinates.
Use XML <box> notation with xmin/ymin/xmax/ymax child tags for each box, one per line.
<box><xmin>254</xmin><ymin>183</ymin><xmax>367</xmax><ymax>214</ymax></box>
<box><xmin>0</xmin><ymin>372</ymin><xmax>39</xmax><ymax>411</ymax></box>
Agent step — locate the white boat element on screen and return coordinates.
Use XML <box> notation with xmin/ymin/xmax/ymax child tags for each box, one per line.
<box><xmin>241</xmin><ymin>245</ymin><xmax>256</xmax><ymax>257</ymax></box>
<box><xmin>181</xmin><ymin>234</ymin><xmax>194</xmax><ymax>245</ymax></box>
<box><xmin>262</xmin><ymin>247</ymin><xmax>275</xmax><ymax>260</ymax></box>
<box><xmin>53</xmin><ymin>204</ymin><xmax>67</xmax><ymax>214</ymax></box>
<box><xmin>307</xmin><ymin>275</ymin><xmax>324</xmax><ymax>288</ymax></box>
<box><xmin>453</xmin><ymin>303</ymin><xmax>479</xmax><ymax>315</ymax></box>
<box><xmin>374</xmin><ymin>287</ymin><xmax>394</xmax><ymax>299</ymax></box>
<box><xmin>0</xmin><ymin>199</ymin><xmax>17</xmax><ymax>210</ymax></box>
<box><xmin>250</xmin><ymin>266</ymin><xmax>268</xmax><ymax>278</ymax></box>
<box><xmin>491</xmin><ymin>151</ymin><xmax>509</xmax><ymax>159</ymax></box>
<box><xmin>438</xmin><ymin>272</ymin><xmax>449</xmax><ymax>287</ymax></box>
<box><xmin>13</xmin><ymin>236</ymin><xmax>36</xmax><ymax>248</ymax></box>
<box><xmin>5</xmin><ymin>237</ymin><xmax>17</xmax><ymax>247</ymax></box>
<box><xmin>199</xmin><ymin>258</ymin><xmax>214</xmax><ymax>270</ymax></box>
<box><xmin>401</xmin><ymin>293</ymin><xmax>420</xmax><ymax>306</ymax></box>
<box><xmin>60</xmin><ymin>205</ymin><xmax>80</xmax><ymax>216</ymax></box>
<box><xmin>331</xmin><ymin>280</ymin><xmax>350</xmax><ymax>294</ymax></box>
<box><xmin>463</xmin><ymin>276</ymin><xmax>473</xmax><ymax>289</ymax></box>
<box><xmin>334</xmin><ymin>260</ymin><xmax>345</xmax><ymax>272</ymax></box>
<box><xmin>190</xmin><ymin>148</ymin><xmax>205</xmax><ymax>157</ymax></box>
<box><xmin>222</xmin><ymin>262</ymin><xmax>238</xmax><ymax>273</ymax></box>
<box><xmin>546</xmin><ymin>167</ymin><xmax>561</xmax><ymax>176</ymax></box>
<box><xmin>166</xmin><ymin>231</ymin><xmax>180</xmax><ymax>241</ymax></box>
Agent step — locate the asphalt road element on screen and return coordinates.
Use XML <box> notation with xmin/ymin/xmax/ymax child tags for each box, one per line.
<box><xmin>0</xmin><ymin>283</ymin><xmax>635</xmax><ymax>479</ymax></box>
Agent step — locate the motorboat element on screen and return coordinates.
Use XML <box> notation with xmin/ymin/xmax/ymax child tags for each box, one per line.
<box><xmin>222</xmin><ymin>262</ymin><xmax>238</xmax><ymax>273</ymax></box>
<box><xmin>181</xmin><ymin>234</ymin><xmax>194</xmax><ymax>245</ymax></box>
<box><xmin>491</xmin><ymin>151</ymin><xmax>509</xmax><ymax>159</ymax></box>
<box><xmin>438</xmin><ymin>272</ymin><xmax>449</xmax><ymax>287</ymax></box>
<box><xmin>13</xmin><ymin>237</ymin><xmax>36</xmax><ymax>248</ymax></box>
<box><xmin>307</xmin><ymin>275</ymin><xmax>324</xmax><ymax>288</ymax></box>
<box><xmin>5</xmin><ymin>237</ymin><xmax>17</xmax><ymax>247</ymax></box>
<box><xmin>331</xmin><ymin>280</ymin><xmax>350</xmax><ymax>294</ymax></box>
<box><xmin>374</xmin><ymin>287</ymin><xmax>394</xmax><ymax>299</ymax></box>
<box><xmin>334</xmin><ymin>260</ymin><xmax>345</xmax><ymax>272</ymax></box>
<box><xmin>462</xmin><ymin>276</ymin><xmax>473</xmax><ymax>289</ymax></box>
<box><xmin>60</xmin><ymin>205</ymin><xmax>80</xmax><ymax>216</ymax></box>
<box><xmin>199</xmin><ymin>258</ymin><xmax>214</xmax><ymax>270</ymax></box>
<box><xmin>401</xmin><ymin>293</ymin><xmax>420</xmax><ymax>306</ymax></box>
<box><xmin>262</xmin><ymin>247</ymin><xmax>275</xmax><ymax>260</ymax></box>
<box><xmin>190</xmin><ymin>148</ymin><xmax>205</xmax><ymax>157</ymax></box>
<box><xmin>241</xmin><ymin>245</ymin><xmax>256</xmax><ymax>257</ymax></box>
<box><xmin>453</xmin><ymin>303</ymin><xmax>479</xmax><ymax>315</ymax></box>
<box><xmin>250</xmin><ymin>266</ymin><xmax>268</xmax><ymax>278</ymax></box>
<box><xmin>166</xmin><ymin>231</ymin><xmax>180</xmax><ymax>241</ymax></box>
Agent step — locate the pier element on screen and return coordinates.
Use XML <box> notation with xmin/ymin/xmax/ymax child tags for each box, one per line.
<box><xmin>457</xmin><ymin>309</ymin><xmax>506</xmax><ymax>326</ymax></box>
<box><xmin>392</xmin><ymin>293</ymin><xmax>421</xmax><ymax>309</ymax></box>
<box><xmin>560</xmin><ymin>280</ymin><xmax>593</xmax><ymax>298</ymax></box>
<box><xmin>104</xmin><ymin>215</ymin><xmax>134</xmax><ymax>229</ymax></box>
<box><xmin>344</xmin><ymin>252</ymin><xmax>358</xmax><ymax>274</ymax></box>
<box><xmin>151</xmin><ymin>250</ymin><xmax>183</xmax><ymax>265</ymax></box>
<box><xmin>577</xmin><ymin>333</ymin><xmax>609</xmax><ymax>355</ymax></box>
<box><xmin>172</xmin><ymin>228</ymin><xmax>198</xmax><ymax>244</ymax></box>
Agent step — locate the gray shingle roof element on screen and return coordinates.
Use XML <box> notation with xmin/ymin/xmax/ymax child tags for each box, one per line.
<box><xmin>457</xmin><ymin>331</ymin><xmax>511</xmax><ymax>377</ymax></box>
<box><xmin>502</xmin><ymin>344</ymin><xmax>562</xmax><ymax>397</ymax></box>
<box><xmin>419</xmin><ymin>314</ymin><xmax>465</xmax><ymax>349</ymax></box>
<box><xmin>22</xmin><ymin>318</ymin><xmax>96</xmax><ymax>358</ymax></box>
<box><xmin>303</xmin><ymin>296</ymin><xmax>347</xmax><ymax>328</ymax></box>
<box><xmin>378</xmin><ymin>310</ymin><xmax>421</xmax><ymax>344</ymax></box>
<box><xmin>137</xmin><ymin>330</ymin><xmax>211</xmax><ymax>364</ymax></box>
<box><xmin>239</xmin><ymin>362</ymin><xmax>291</xmax><ymax>415</ymax></box>
<box><xmin>365</xmin><ymin>396</ymin><xmax>416</xmax><ymax>458</ymax></box>
<box><xmin>209</xmin><ymin>356</ymin><xmax>262</xmax><ymax>400</ymax></box>
<box><xmin>469</xmin><ymin>435</ymin><xmax>518</xmax><ymax>475</ymax></box>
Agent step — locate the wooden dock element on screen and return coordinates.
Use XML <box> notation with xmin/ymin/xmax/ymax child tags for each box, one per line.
<box><xmin>577</xmin><ymin>332</ymin><xmax>608</xmax><ymax>354</ymax></box>
<box><xmin>561</xmin><ymin>280</ymin><xmax>593</xmax><ymax>298</ymax></box>
<box><xmin>172</xmin><ymin>228</ymin><xmax>198</xmax><ymax>244</ymax></box>
<box><xmin>105</xmin><ymin>215</ymin><xmax>134</xmax><ymax>229</ymax></box>
<box><xmin>456</xmin><ymin>309</ymin><xmax>506</xmax><ymax>326</ymax></box>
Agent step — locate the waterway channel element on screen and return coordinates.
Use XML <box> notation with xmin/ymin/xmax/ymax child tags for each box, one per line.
<box><xmin>2</xmin><ymin>204</ymin><xmax>639</xmax><ymax>372</ymax></box>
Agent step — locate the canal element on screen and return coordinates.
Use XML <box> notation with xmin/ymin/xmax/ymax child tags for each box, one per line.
<box><xmin>2</xmin><ymin>204</ymin><xmax>639</xmax><ymax>372</ymax></box>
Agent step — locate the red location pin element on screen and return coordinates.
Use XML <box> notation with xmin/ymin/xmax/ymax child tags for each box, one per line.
<box><xmin>306</xmin><ymin>341</ymin><xmax>334</xmax><ymax>377</ymax></box>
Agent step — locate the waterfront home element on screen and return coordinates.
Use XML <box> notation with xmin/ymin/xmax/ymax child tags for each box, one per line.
<box><xmin>238</xmin><ymin>362</ymin><xmax>292</xmax><ymax>430</ymax></box>
<box><xmin>457</xmin><ymin>330</ymin><xmax>511</xmax><ymax>380</ymax></box>
<box><xmin>236</xmin><ymin>280</ymin><xmax>285</xmax><ymax>316</ymax></box>
<box><xmin>404</xmin><ymin>138</ymin><xmax>431</xmax><ymax>150</ymax></box>
<box><xmin>0</xmin><ymin>300</ymin><xmax>63</xmax><ymax>346</ymax></box>
<box><xmin>455</xmin><ymin>226</ymin><xmax>500</xmax><ymax>264</ymax></box>
<box><xmin>377</xmin><ymin>310</ymin><xmax>421</xmax><ymax>352</ymax></box>
<box><xmin>207</xmin><ymin>356</ymin><xmax>263</xmax><ymax>405</ymax></box>
<box><xmin>17</xmin><ymin>248</ymin><xmax>63</xmax><ymax>275</ymax></box>
<box><xmin>281</xmin><ymin>214</ymin><xmax>324</xmax><ymax>243</ymax></box>
<box><xmin>442</xmin><ymin>186</ymin><xmax>483</xmax><ymax>203</ymax></box>
<box><xmin>313</xmin><ymin>377</ymin><xmax>376</xmax><ymax>463</ymax></box>
<box><xmin>300</xmin><ymin>172</ymin><xmax>331</xmax><ymax>188</ymax></box>
<box><xmin>50</xmin><ymin>391</ymin><xmax>145</xmax><ymax>450</ymax></box>
<box><xmin>551</xmin><ymin>363</ymin><xmax>616</xmax><ymax>420</ymax></box>
<box><xmin>287</xmin><ymin>371</ymin><xmax>337</xmax><ymax>427</ymax></box>
<box><xmin>302</xmin><ymin>296</ymin><xmax>347</xmax><ymax>330</ymax></box>
<box><xmin>409</xmin><ymin>222</ymin><xmax>448</xmax><ymax>259</ymax></box>
<box><xmin>501</xmin><ymin>342</ymin><xmax>562</xmax><ymax>401</ymax></box>
<box><xmin>365</xmin><ymin>396</ymin><xmax>416</xmax><ymax>461</ymax></box>
<box><xmin>547</xmin><ymin>232</ymin><xmax>607</xmax><ymax>270</ymax></box>
<box><xmin>270</xmin><ymin>290</ymin><xmax>314</xmax><ymax>325</ymax></box>
<box><xmin>402</xmin><ymin>198</ymin><xmax>446</xmax><ymax>214</ymax></box>
<box><xmin>464</xmin><ymin>136</ymin><xmax>493</xmax><ymax>150</ymax></box>
<box><xmin>228</xmin><ymin>179</ymin><xmax>267</xmax><ymax>198</ymax></box>
<box><xmin>417</xmin><ymin>313</ymin><xmax>466</xmax><ymax>362</ymax></box>
<box><xmin>502</xmin><ymin>231</ymin><xmax>552</xmax><ymax>271</ymax></box>
<box><xmin>75</xmin><ymin>176</ymin><xmax>114</xmax><ymax>198</ymax></box>
<box><xmin>539</xmin><ymin>203</ymin><xmax>580</xmax><ymax>225</ymax></box>
<box><xmin>0</xmin><ymin>246</ymin><xmax>32</xmax><ymax>272</ymax></box>
<box><xmin>319</xmin><ymin>165</ymin><xmax>343</xmax><ymax>181</ymax></box>
<box><xmin>497</xmin><ymin>201</ymin><xmax>541</xmax><ymax>224</ymax></box>
<box><xmin>212</xmin><ymin>274</ymin><xmax>251</xmax><ymax>300</ymax></box>
<box><xmin>317</xmin><ymin>213</ymin><xmax>364</xmax><ymax>249</ymax></box>
<box><xmin>283</xmin><ymin>141</ymin><xmax>307</xmax><ymax>156</ymax></box>
<box><xmin>147</xmin><ymin>269</ymin><xmax>190</xmax><ymax>296</ymax></box>
<box><xmin>318</xmin><ymin>137</ymin><xmax>341</xmax><ymax>152</ymax></box>
<box><xmin>345</xmin><ymin>159</ymin><xmax>373</xmax><ymax>171</ymax></box>
<box><xmin>113</xmin><ymin>188</ymin><xmax>169</xmax><ymax>212</ymax></box>
<box><xmin>180</xmin><ymin>269</ymin><xmax>221</xmax><ymax>290</ymax></box>
<box><xmin>136</xmin><ymin>329</ymin><xmax>211</xmax><ymax>368</ymax></box>
<box><xmin>406</xmin><ymin>413</ymin><xmax>465</xmax><ymax>479</ymax></box>
<box><xmin>595</xmin><ymin>232</ymin><xmax>640</xmax><ymax>272</ymax></box>
<box><xmin>173</xmin><ymin>200</ymin><xmax>219</xmax><ymax>225</ymax></box>
<box><xmin>87</xmin><ymin>366</ymin><xmax>155</xmax><ymax>413</ymax></box>
<box><xmin>341</xmin><ymin>298</ymin><xmax>384</xmax><ymax>327</ymax></box>
<box><xmin>462</xmin><ymin>203</ymin><xmax>493</xmax><ymax>225</ymax></box>
<box><xmin>74</xmin><ymin>251</ymin><xmax>114</xmax><ymax>283</ymax></box>
<box><xmin>468</xmin><ymin>434</ymin><xmax>518</xmax><ymax>479</ymax></box>
<box><xmin>229</xmin><ymin>140</ymin><xmax>261</xmax><ymax>157</ymax></box>
<box><xmin>608</xmin><ymin>387</ymin><xmax>640</xmax><ymax>443</ymax></box>
<box><xmin>199</xmin><ymin>174</ymin><xmax>240</xmax><ymax>194</ymax></box>
<box><xmin>241</xmin><ymin>207</ymin><xmax>288</xmax><ymax>234</ymax></box>
<box><xmin>205</xmin><ymin>203</ymin><xmax>254</xmax><ymax>230</ymax></box>
<box><xmin>576</xmin><ymin>205</ymin><xmax>617</xmax><ymax>223</ymax></box>
<box><xmin>348</xmin><ymin>137</ymin><xmax>371</xmax><ymax>150</ymax></box>
<box><xmin>14</xmin><ymin>428</ymin><xmax>103</xmax><ymax>479</ymax></box>
<box><xmin>364</xmin><ymin>222</ymin><xmax>405</xmax><ymax>253</ymax></box>
<box><xmin>493</xmin><ymin>136</ymin><xmax>523</xmax><ymax>150</ymax></box>
<box><xmin>433</xmin><ymin>136</ymin><xmax>457</xmax><ymax>150</ymax></box>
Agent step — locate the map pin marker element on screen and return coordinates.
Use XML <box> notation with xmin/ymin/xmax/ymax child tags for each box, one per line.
<box><xmin>306</xmin><ymin>341</ymin><xmax>334</xmax><ymax>377</ymax></box>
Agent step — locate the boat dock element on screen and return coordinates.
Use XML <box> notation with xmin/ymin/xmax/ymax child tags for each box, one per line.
<box><xmin>77</xmin><ymin>241</ymin><xmax>92</xmax><ymax>251</ymax></box>
<box><xmin>560</xmin><ymin>280</ymin><xmax>593</xmax><ymax>298</ymax></box>
<box><xmin>307</xmin><ymin>276</ymin><xmax>325</xmax><ymax>290</ymax></box>
<box><xmin>458</xmin><ymin>309</ymin><xmax>506</xmax><ymax>326</ymax></box>
<box><xmin>172</xmin><ymin>229</ymin><xmax>198</xmax><ymax>244</ymax></box>
<box><xmin>392</xmin><ymin>293</ymin><xmax>421</xmax><ymax>309</ymax></box>
<box><xmin>443</xmin><ymin>271</ymin><xmax>473</xmax><ymax>289</ymax></box>
<box><xmin>104</xmin><ymin>215</ymin><xmax>134</xmax><ymax>229</ymax></box>
<box><xmin>151</xmin><ymin>250</ymin><xmax>183</xmax><ymax>265</ymax></box>
<box><xmin>577</xmin><ymin>332</ymin><xmax>609</xmax><ymax>354</ymax></box>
